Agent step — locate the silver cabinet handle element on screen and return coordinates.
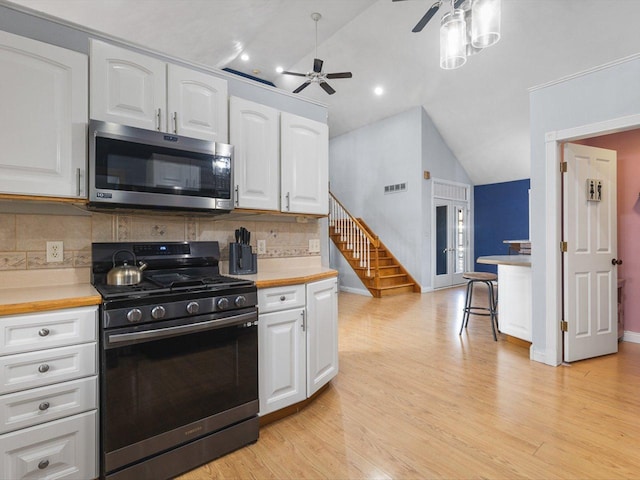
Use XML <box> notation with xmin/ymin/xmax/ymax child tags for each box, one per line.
<box><xmin>38</xmin><ymin>460</ymin><xmax>49</xmax><ymax>470</ymax></box>
<box><xmin>156</xmin><ymin>108</ymin><xmax>162</xmax><ymax>131</ymax></box>
<box><xmin>38</xmin><ymin>364</ymin><xmax>50</xmax><ymax>373</ymax></box>
<box><xmin>301</xmin><ymin>310</ymin><xmax>306</xmax><ymax>332</ymax></box>
<box><xmin>39</xmin><ymin>401</ymin><xmax>50</xmax><ymax>411</ymax></box>
<box><xmin>38</xmin><ymin>328</ymin><xmax>50</xmax><ymax>337</ymax></box>
<box><xmin>280</xmin><ymin>295</ymin><xmax>286</xmax><ymax>301</ymax></box>
<box><xmin>286</xmin><ymin>192</ymin><xmax>290</xmax><ymax>211</ymax></box>
<box><xmin>76</xmin><ymin>168</ymin><xmax>81</xmax><ymax>196</ymax></box>
<box><xmin>235</xmin><ymin>185</ymin><xmax>239</xmax><ymax>206</ymax></box>
<box><xmin>172</xmin><ymin>111</ymin><xmax>178</xmax><ymax>134</ymax></box>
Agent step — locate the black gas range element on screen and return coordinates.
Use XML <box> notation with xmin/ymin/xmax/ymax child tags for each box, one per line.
<box><xmin>91</xmin><ymin>241</ymin><xmax>259</xmax><ymax>480</ymax></box>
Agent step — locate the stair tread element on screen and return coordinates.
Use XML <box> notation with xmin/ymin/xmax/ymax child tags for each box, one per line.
<box><xmin>374</xmin><ymin>283</ymin><xmax>417</xmax><ymax>290</ymax></box>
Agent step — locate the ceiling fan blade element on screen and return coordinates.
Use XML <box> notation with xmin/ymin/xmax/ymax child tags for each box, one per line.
<box><xmin>325</xmin><ymin>72</ymin><xmax>352</xmax><ymax>79</ymax></box>
<box><xmin>412</xmin><ymin>1</ymin><xmax>442</xmax><ymax>33</ymax></box>
<box><xmin>313</xmin><ymin>58</ymin><xmax>323</xmax><ymax>73</ymax></box>
<box><xmin>293</xmin><ymin>81</ymin><xmax>311</xmax><ymax>94</ymax></box>
<box><xmin>454</xmin><ymin>0</ymin><xmax>465</xmax><ymax>7</ymax></box>
<box><xmin>282</xmin><ymin>71</ymin><xmax>307</xmax><ymax>77</ymax></box>
<box><xmin>319</xmin><ymin>82</ymin><xmax>336</xmax><ymax>95</ymax></box>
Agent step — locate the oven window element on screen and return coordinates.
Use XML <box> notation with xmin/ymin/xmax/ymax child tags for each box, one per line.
<box><xmin>103</xmin><ymin>323</ymin><xmax>257</xmax><ymax>452</ymax></box>
<box><xmin>95</xmin><ymin>137</ymin><xmax>231</xmax><ymax>199</ymax></box>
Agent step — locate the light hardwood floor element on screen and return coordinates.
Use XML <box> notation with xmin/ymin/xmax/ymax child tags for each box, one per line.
<box><xmin>178</xmin><ymin>287</ymin><xmax>640</xmax><ymax>479</ymax></box>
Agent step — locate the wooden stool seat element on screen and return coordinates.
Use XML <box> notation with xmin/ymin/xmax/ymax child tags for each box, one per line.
<box><xmin>459</xmin><ymin>272</ymin><xmax>499</xmax><ymax>341</ymax></box>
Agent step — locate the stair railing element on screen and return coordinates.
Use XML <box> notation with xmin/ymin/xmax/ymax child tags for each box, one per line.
<box><xmin>329</xmin><ymin>192</ymin><xmax>379</xmax><ymax>277</ymax></box>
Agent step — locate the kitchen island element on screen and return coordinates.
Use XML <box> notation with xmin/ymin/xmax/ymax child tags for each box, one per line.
<box><xmin>477</xmin><ymin>255</ymin><xmax>531</xmax><ymax>343</ymax></box>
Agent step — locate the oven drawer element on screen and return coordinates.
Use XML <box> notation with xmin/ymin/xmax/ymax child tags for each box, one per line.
<box><xmin>0</xmin><ymin>410</ymin><xmax>97</xmax><ymax>480</ymax></box>
<box><xmin>0</xmin><ymin>376</ymin><xmax>97</xmax><ymax>434</ymax></box>
<box><xmin>258</xmin><ymin>284</ymin><xmax>305</xmax><ymax>313</ymax></box>
<box><xmin>0</xmin><ymin>343</ymin><xmax>97</xmax><ymax>395</ymax></box>
<box><xmin>0</xmin><ymin>307</ymin><xmax>97</xmax><ymax>356</ymax></box>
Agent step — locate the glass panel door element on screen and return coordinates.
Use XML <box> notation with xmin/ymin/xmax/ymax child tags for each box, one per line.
<box><xmin>434</xmin><ymin>200</ymin><xmax>468</xmax><ymax>288</ymax></box>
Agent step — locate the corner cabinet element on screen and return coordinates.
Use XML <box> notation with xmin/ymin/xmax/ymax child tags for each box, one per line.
<box><xmin>90</xmin><ymin>39</ymin><xmax>228</xmax><ymax>142</ymax></box>
<box><xmin>0</xmin><ymin>306</ymin><xmax>98</xmax><ymax>480</ymax></box>
<box><xmin>0</xmin><ymin>31</ymin><xmax>88</xmax><ymax>198</ymax></box>
<box><xmin>258</xmin><ymin>277</ymin><xmax>338</xmax><ymax>416</ymax></box>
<box><xmin>230</xmin><ymin>97</ymin><xmax>329</xmax><ymax>215</ymax></box>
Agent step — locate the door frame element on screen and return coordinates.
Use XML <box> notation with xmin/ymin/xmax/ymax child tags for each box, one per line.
<box><xmin>542</xmin><ymin>113</ymin><xmax>640</xmax><ymax>366</ymax></box>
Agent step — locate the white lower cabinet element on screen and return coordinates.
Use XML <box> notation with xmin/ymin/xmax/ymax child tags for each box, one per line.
<box><xmin>258</xmin><ymin>278</ymin><xmax>338</xmax><ymax>416</ymax></box>
<box><xmin>0</xmin><ymin>307</ymin><xmax>98</xmax><ymax>480</ymax></box>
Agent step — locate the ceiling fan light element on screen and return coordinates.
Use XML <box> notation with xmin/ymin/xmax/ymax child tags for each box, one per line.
<box><xmin>471</xmin><ymin>0</ymin><xmax>501</xmax><ymax>49</ymax></box>
<box><xmin>440</xmin><ymin>9</ymin><xmax>467</xmax><ymax>70</ymax></box>
<box><xmin>464</xmin><ymin>8</ymin><xmax>483</xmax><ymax>56</ymax></box>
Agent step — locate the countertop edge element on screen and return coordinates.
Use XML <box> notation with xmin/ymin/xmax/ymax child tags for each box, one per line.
<box><xmin>0</xmin><ymin>295</ymin><xmax>102</xmax><ymax>316</ymax></box>
<box><xmin>255</xmin><ymin>270</ymin><xmax>338</xmax><ymax>289</ymax></box>
<box><xmin>477</xmin><ymin>255</ymin><xmax>532</xmax><ymax>267</ymax></box>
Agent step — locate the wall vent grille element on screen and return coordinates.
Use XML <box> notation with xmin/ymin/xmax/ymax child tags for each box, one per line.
<box><xmin>384</xmin><ymin>182</ymin><xmax>407</xmax><ymax>194</ymax></box>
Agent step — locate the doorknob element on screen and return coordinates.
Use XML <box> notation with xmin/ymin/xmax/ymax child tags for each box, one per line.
<box><xmin>611</xmin><ymin>258</ymin><xmax>623</xmax><ymax>266</ymax></box>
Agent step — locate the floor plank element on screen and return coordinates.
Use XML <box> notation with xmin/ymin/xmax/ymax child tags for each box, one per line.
<box><xmin>177</xmin><ymin>287</ymin><xmax>640</xmax><ymax>479</ymax></box>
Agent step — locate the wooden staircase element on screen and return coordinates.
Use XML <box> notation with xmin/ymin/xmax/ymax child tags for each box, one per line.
<box><xmin>329</xmin><ymin>193</ymin><xmax>421</xmax><ymax>298</ymax></box>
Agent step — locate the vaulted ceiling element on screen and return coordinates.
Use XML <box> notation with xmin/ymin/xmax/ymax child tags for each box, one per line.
<box><xmin>7</xmin><ymin>0</ymin><xmax>640</xmax><ymax>185</ymax></box>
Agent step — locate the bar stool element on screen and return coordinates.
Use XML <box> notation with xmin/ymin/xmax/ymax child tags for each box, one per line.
<box><xmin>459</xmin><ymin>272</ymin><xmax>499</xmax><ymax>341</ymax></box>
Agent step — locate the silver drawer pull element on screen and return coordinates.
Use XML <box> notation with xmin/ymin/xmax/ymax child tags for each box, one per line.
<box><xmin>280</xmin><ymin>296</ymin><xmax>286</xmax><ymax>301</ymax></box>
<box><xmin>39</xmin><ymin>401</ymin><xmax>50</xmax><ymax>411</ymax></box>
<box><xmin>38</xmin><ymin>364</ymin><xmax>50</xmax><ymax>373</ymax></box>
<box><xmin>38</xmin><ymin>328</ymin><xmax>50</xmax><ymax>337</ymax></box>
<box><xmin>38</xmin><ymin>459</ymin><xmax>49</xmax><ymax>470</ymax></box>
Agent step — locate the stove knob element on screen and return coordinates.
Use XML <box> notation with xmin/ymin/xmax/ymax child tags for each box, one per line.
<box><xmin>186</xmin><ymin>301</ymin><xmax>200</xmax><ymax>314</ymax></box>
<box><xmin>127</xmin><ymin>308</ymin><xmax>142</xmax><ymax>323</ymax></box>
<box><xmin>217</xmin><ymin>297</ymin><xmax>229</xmax><ymax>310</ymax></box>
<box><xmin>151</xmin><ymin>306</ymin><xmax>166</xmax><ymax>319</ymax></box>
<box><xmin>235</xmin><ymin>295</ymin><xmax>247</xmax><ymax>307</ymax></box>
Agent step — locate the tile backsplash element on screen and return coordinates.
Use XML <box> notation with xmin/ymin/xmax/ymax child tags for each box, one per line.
<box><xmin>0</xmin><ymin>211</ymin><xmax>321</xmax><ymax>271</ymax></box>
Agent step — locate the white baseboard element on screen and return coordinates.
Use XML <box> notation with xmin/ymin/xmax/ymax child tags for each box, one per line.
<box><xmin>338</xmin><ymin>285</ymin><xmax>372</xmax><ymax>297</ymax></box>
<box><xmin>622</xmin><ymin>331</ymin><xmax>640</xmax><ymax>344</ymax></box>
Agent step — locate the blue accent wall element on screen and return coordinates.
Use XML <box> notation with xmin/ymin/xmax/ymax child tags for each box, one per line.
<box><xmin>474</xmin><ymin>179</ymin><xmax>530</xmax><ymax>273</ymax></box>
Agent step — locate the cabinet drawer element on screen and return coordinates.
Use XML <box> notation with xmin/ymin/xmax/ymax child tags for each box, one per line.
<box><xmin>0</xmin><ymin>307</ymin><xmax>97</xmax><ymax>356</ymax></box>
<box><xmin>258</xmin><ymin>284</ymin><xmax>305</xmax><ymax>313</ymax></box>
<box><xmin>0</xmin><ymin>410</ymin><xmax>97</xmax><ymax>480</ymax></box>
<box><xmin>0</xmin><ymin>376</ymin><xmax>97</xmax><ymax>434</ymax></box>
<box><xmin>0</xmin><ymin>343</ymin><xmax>96</xmax><ymax>395</ymax></box>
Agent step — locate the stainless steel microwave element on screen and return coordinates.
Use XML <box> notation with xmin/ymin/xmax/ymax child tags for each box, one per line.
<box><xmin>88</xmin><ymin>120</ymin><xmax>233</xmax><ymax>213</ymax></box>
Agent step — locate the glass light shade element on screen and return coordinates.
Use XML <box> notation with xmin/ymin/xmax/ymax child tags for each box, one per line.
<box><xmin>464</xmin><ymin>7</ymin><xmax>483</xmax><ymax>56</ymax></box>
<box><xmin>471</xmin><ymin>0</ymin><xmax>501</xmax><ymax>49</ymax></box>
<box><xmin>440</xmin><ymin>9</ymin><xmax>467</xmax><ymax>70</ymax></box>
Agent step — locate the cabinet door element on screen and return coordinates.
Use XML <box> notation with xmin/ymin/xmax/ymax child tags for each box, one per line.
<box><xmin>0</xmin><ymin>31</ymin><xmax>87</xmax><ymax>198</ymax></box>
<box><xmin>0</xmin><ymin>410</ymin><xmax>97</xmax><ymax>480</ymax></box>
<box><xmin>306</xmin><ymin>278</ymin><xmax>338</xmax><ymax>397</ymax></box>
<box><xmin>280</xmin><ymin>113</ymin><xmax>329</xmax><ymax>215</ymax></box>
<box><xmin>230</xmin><ymin>97</ymin><xmax>280</xmax><ymax>210</ymax></box>
<box><xmin>167</xmin><ymin>64</ymin><xmax>228</xmax><ymax>142</ymax></box>
<box><xmin>258</xmin><ymin>308</ymin><xmax>306</xmax><ymax>415</ymax></box>
<box><xmin>90</xmin><ymin>39</ymin><xmax>166</xmax><ymax>131</ymax></box>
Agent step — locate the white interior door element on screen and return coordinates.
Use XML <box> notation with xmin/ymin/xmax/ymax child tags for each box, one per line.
<box><xmin>563</xmin><ymin>143</ymin><xmax>618</xmax><ymax>362</ymax></box>
<box><xmin>434</xmin><ymin>200</ymin><xmax>468</xmax><ymax>288</ymax></box>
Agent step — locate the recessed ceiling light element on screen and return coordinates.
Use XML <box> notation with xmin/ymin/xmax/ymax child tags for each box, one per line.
<box><xmin>374</xmin><ymin>86</ymin><xmax>384</xmax><ymax>96</ymax></box>
<box><xmin>240</xmin><ymin>53</ymin><xmax>249</xmax><ymax>61</ymax></box>
<box><xmin>276</xmin><ymin>66</ymin><xmax>284</xmax><ymax>73</ymax></box>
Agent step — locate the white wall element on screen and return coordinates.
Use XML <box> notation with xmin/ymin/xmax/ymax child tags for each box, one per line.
<box><xmin>529</xmin><ymin>55</ymin><xmax>640</xmax><ymax>365</ymax></box>
<box><xmin>329</xmin><ymin>106</ymin><xmax>471</xmax><ymax>293</ymax></box>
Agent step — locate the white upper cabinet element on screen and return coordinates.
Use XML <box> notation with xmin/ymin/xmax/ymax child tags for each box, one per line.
<box><xmin>281</xmin><ymin>112</ymin><xmax>329</xmax><ymax>215</ymax></box>
<box><xmin>230</xmin><ymin>97</ymin><xmax>280</xmax><ymax>210</ymax></box>
<box><xmin>0</xmin><ymin>31</ymin><xmax>88</xmax><ymax>198</ymax></box>
<box><xmin>167</xmin><ymin>64</ymin><xmax>228</xmax><ymax>142</ymax></box>
<box><xmin>90</xmin><ymin>40</ymin><xmax>228</xmax><ymax>142</ymax></box>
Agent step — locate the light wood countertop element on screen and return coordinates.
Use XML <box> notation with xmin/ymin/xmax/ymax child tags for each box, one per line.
<box><xmin>477</xmin><ymin>255</ymin><xmax>532</xmax><ymax>267</ymax></box>
<box><xmin>0</xmin><ymin>283</ymin><xmax>101</xmax><ymax>316</ymax></box>
<box><xmin>222</xmin><ymin>257</ymin><xmax>337</xmax><ymax>288</ymax></box>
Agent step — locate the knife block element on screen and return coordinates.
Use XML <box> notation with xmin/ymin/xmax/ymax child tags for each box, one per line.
<box><xmin>228</xmin><ymin>243</ymin><xmax>257</xmax><ymax>275</ymax></box>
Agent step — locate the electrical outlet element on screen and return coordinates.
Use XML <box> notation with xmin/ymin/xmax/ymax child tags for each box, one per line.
<box><xmin>46</xmin><ymin>241</ymin><xmax>64</xmax><ymax>263</ymax></box>
<box><xmin>257</xmin><ymin>239</ymin><xmax>266</xmax><ymax>255</ymax></box>
<box><xmin>309</xmin><ymin>239</ymin><xmax>320</xmax><ymax>253</ymax></box>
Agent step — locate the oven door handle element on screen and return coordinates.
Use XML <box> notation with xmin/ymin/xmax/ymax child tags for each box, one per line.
<box><xmin>104</xmin><ymin>311</ymin><xmax>257</xmax><ymax>348</ymax></box>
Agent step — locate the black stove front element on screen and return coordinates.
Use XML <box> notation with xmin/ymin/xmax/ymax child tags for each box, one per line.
<box><xmin>92</xmin><ymin>242</ymin><xmax>259</xmax><ymax>480</ymax></box>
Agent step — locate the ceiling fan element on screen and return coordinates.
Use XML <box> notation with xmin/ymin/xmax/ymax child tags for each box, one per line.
<box><xmin>282</xmin><ymin>12</ymin><xmax>352</xmax><ymax>95</ymax></box>
<box><xmin>393</xmin><ymin>0</ymin><xmax>466</xmax><ymax>32</ymax></box>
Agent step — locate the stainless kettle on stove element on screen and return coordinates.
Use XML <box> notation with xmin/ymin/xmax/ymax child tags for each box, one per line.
<box><xmin>107</xmin><ymin>250</ymin><xmax>148</xmax><ymax>286</ymax></box>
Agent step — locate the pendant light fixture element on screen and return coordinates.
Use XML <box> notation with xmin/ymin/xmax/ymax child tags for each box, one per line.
<box><xmin>471</xmin><ymin>0</ymin><xmax>501</xmax><ymax>48</ymax></box>
<box><xmin>439</xmin><ymin>1</ymin><xmax>467</xmax><ymax>70</ymax></box>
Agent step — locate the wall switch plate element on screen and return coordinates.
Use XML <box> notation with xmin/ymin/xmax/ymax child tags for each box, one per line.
<box><xmin>257</xmin><ymin>239</ymin><xmax>266</xmax><ymax>255</ymax></box>
<box><xmin>309</xmin><ymin>239</ymin><xmax>320</xmax><ymax>253</ymax></box>
<box><xmin>46</xmin><ymin>241</ymin><xmax>64</xmax><ymax>263</ymax></box>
